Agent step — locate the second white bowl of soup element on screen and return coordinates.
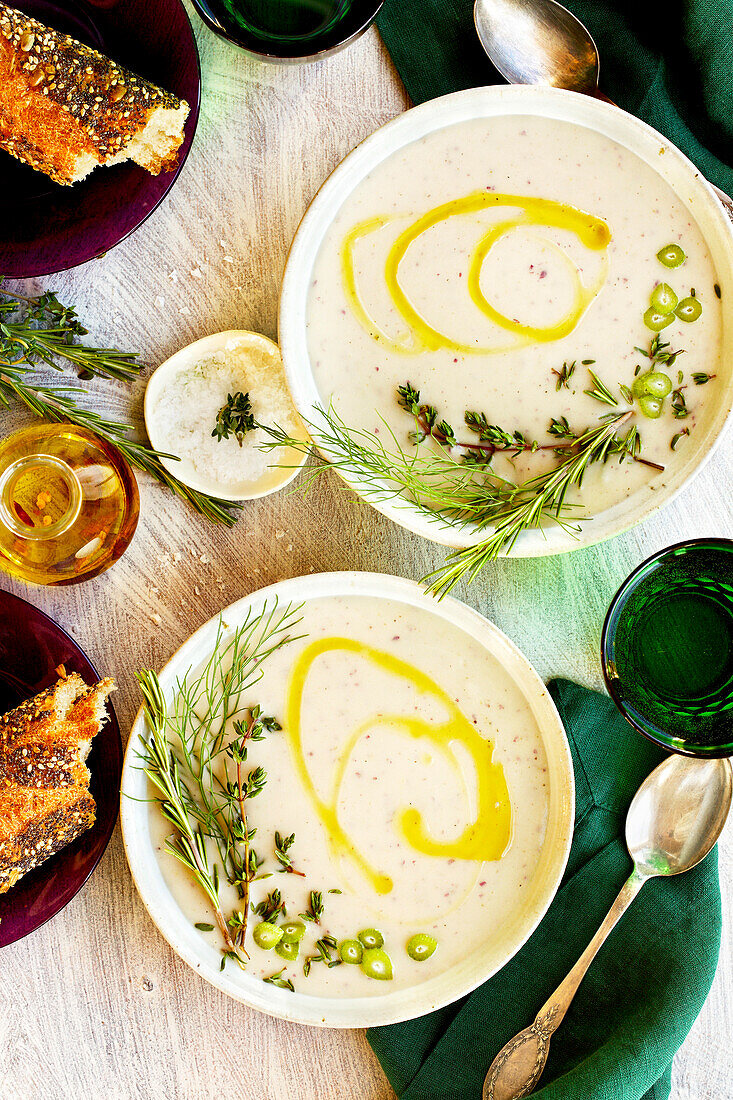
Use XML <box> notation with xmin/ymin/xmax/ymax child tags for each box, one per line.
<box><xmin>278</xmin><ymin>85</ymin><xmax>733</xmax><ymax>556</ymax></box>
<box><xmin>120</xmin><ymin>572</ymin><xmax>574</xmax><ymax>1027</ymax></box>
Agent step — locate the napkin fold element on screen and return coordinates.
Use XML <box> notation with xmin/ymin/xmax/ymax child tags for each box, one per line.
<box><xmin>367</xmin><ymin>680</ymin><xmax>721</xmax><ymax>1100</ymax></box>
<box><xmin>376</xmin><ymin>0</ymin><xmax>733</xmax><ymax>196</ymax></box>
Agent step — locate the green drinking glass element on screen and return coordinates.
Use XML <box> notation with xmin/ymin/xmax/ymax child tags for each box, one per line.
<box><xmin>602</xmin><ymin>538</ymin><xmax>733</xmax><ymax>758</ymax></box>
<box><xmin>189</xmin><ymin>0</ymin><xmax>384</xmax><ymax>62</ymax></box>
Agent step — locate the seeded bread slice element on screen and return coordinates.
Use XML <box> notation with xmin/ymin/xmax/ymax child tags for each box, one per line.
<box><xmin>0</xmin><ymin>673</ymin><xmax>115</xmax><ymax>893</ymax></box>
<box><xmin>0</xmin><ymin>3</ymin><xmax>189</xmax><ymax>185</ymax></box>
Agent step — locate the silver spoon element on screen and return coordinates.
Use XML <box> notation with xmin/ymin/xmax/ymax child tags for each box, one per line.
<box><xmin>474</xmin><ymin>0</ymin><xmax>601</xmax><ymax>95</ymax></box>
<box><xmin>473</xmin><ymin>0</ymin><xmax>733</xmax><ymax>218</ymax></box>
<box><xmin>482</xmin><ymin>753</ymin><xmax>733</xmax><ymax>1100</ymax></box>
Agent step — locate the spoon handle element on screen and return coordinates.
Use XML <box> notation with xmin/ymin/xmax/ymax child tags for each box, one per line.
<box><xmin>482</xmin><ymin>868</ymin><xmax>648</xmax><ymax>1100</ymax></box>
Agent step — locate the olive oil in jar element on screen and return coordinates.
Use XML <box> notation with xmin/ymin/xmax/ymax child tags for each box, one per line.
<box><xmin>0</xmin><ymin>424</ymin><xmax>139</xmax><ymax>585</ymax></box>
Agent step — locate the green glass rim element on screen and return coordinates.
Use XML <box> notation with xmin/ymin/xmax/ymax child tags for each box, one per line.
<box><xmin>601</xmin><ymin>536</ymin><xmax>733</xmax><ymax>759</ymax></box>
<box><xmin>188</xmin><ymin>0</ymin><xmax>384</xmax><ymax>62</ymax></box>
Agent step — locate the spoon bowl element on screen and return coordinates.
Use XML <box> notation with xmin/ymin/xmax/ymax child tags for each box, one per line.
<box><xmin>473</xmin><ymin>0</ymin><xmax>600</xmax><ymax>94</ymax></box>
<box><xmin>626</xmin><ymin>754</ymin><xmax>733</xmax><ymax>878</ymax></box>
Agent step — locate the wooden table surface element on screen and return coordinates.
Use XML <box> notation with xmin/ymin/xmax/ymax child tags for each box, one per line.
<box><xmin>2</xmin><ymin>11</ymin><xmax>732</xmax><ymax>1100</ymax></box>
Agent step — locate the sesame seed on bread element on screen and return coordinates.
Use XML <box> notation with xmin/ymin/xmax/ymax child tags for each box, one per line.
<box><xmin>0</xmin><ymin>673</ymin><xmax>115</xmax><ymax>893</ymax></box>
<box><xmin>0</xmin><ymin>2</ymin><xmax>189</xmax><ymax>185</ymax></box>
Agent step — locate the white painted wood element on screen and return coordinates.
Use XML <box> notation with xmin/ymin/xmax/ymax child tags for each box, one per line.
<box><xmin>0</xmin><ymin>8</ymin><xmax>730</xmax><ymax>1098</ymax></box>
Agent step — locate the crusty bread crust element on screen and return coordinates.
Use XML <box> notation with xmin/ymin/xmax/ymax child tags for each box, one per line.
<box><xmin>0</xmin><ymin>673</ymin><xmax>115</xmax><ymax>892</ymax></box>
<box><xmin>0</xmin><ymin>3</ymin><xmax>189</xmax><ymax>185</ymax></box>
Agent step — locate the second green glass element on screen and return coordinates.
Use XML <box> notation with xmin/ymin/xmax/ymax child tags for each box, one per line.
<box><xmin>602</xmin><ymin>538</ymin><xmax>733</xmax><ymax>757</ymax></box>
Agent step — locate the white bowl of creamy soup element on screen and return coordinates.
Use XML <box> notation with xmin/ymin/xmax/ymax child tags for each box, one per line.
<box><xmin>278</xmin><ymin>86</ymin><xmax>733</xmax><ymax>556</ymax></box>
<box><xmin>121</xmin><ymin>572</ymin><xmax>574</xmax><ymax>1027</ymax></box>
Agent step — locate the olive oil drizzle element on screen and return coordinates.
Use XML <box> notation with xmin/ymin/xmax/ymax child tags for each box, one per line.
<box><xmin>284</xmin><ymin>637</ymin><xmax>513</xmax><ymax>896</ymax></box>
<box><xmin>341</xmin><ymin>192</ymin><xmax>611</xmax><ymax>354</ymax></box>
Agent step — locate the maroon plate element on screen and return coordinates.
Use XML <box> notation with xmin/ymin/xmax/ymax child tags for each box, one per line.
<box><xmin>0</xmin><ymin>588</ymin><xmax>122</xmax><ymax>946</ymax></box>
<box><xmin>0</xmin><ymin>0</ymin><xmax>201</xmax><ymax>277</ymax></box>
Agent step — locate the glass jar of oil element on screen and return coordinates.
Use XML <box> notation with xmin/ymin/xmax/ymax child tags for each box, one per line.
<box><xmin>0</xmin><ymin>424</ymin><xmax>139</xmax><ymax>585</ymax></box>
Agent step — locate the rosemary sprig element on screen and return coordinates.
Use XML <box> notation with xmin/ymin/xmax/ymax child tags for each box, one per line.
<box><xmin>213</xmin><ymin>391</ymin><xmax>256</xmax><ymax>446</ymax></box>
<box><xmin>0</xmin><ymin>286</ymin><xmax>241</xmax><ymax>525</ymax></box>
<box><xmin>584</xmin><ymin>369</ymin><xmax>618</xmax><ymax>407</ymax></box>
<box><xmin>421</xmin><ymin>412</ymin><xmax>634</xmax><ymax>597</ymax></box>
<box><xmin>0</xmin><ymin>362</ymin><xmax>241</xmax><ymax>525</ymax></box>
<box><xmin>0</xmin><ymin>283</ymin><xmax>141</xmax><ymax>382</ymax></box>
<box><xmin>136</xmin><ymin>668</ymin><xmax>248</xmax><ymax>967</ymax></box>
<box><xmin>135</xmin><ymin>601</ymin><xmax>304</xmax><ymax>967</ymax></box>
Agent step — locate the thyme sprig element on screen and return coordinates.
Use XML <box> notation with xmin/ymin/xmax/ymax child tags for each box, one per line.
<box><xmin>274</xmin><ymin>831</ymin><xmax>306</xmax><ymax>877</ymax></box>
<box><xmin>135</xmin><ymin>601</ymin><xmax>304</xmax><ymax>968</ymax></box>
<box><xmin>213</xmin><ymin>391</ymin><xmax>256</xmax><ymax>446</ymax></box>
<box><xmin>300</xmin><ymin>889</ymin><xmax>324</xmax><ymax>924</ymax></box>
<box><xmin>263</xmin><ymin>968</ymin><xmax>295</xmax><ymax>991</ymax></box>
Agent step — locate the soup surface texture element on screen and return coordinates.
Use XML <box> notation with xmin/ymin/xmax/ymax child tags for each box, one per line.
<box><xmin>151</xmin><ymin>595</ymin><xmax>553</xmax><ymax>997</ymax></box>
<box><xmin>305</xmin><ymin>115</ymin><xmax>722</xmax><ymax>515</ymax></box>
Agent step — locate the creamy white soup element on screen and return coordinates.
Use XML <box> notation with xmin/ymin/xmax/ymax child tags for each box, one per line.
<box><xmin>150</xmin><ymin>595</ymin><xmax>553</xmax><ymax>997</ymax></box>
<box><xmin>305</xmin><ymin>115</ymin><xmax>722</xmax><ymax>515</ymax></box>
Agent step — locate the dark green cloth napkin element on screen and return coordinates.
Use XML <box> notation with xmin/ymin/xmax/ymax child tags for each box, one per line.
<box><xmin>376</xmin><ymin>0</ymin><xmax>733</xmax><ymax>195</ymax></box>
<box><xmin>367</xmin><ymin>680</ymin><xmax>722</xmax><ymax>1100</ymax></box>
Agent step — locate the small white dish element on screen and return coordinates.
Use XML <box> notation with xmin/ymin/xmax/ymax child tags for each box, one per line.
<box><xmin>278</xmin><ymin>85</ymin><xmax>733</xmax><ymax>555</ymax></box>
<box><xmin>144</xmin><ymin>330</ymin><xmax>308</xmax><ymax>501</ymax></box>
<box><xmin>120</xmin><ymin>571</ymin><xmax>574</xmax><ymax>1028</ymax></box>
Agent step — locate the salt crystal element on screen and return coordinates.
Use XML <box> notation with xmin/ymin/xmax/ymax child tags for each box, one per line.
<box><xmin>191</xmin><ymin>267</ymin><xmax>203</xmax><ymax>279</ymax></box>
<box><xmin>178</xmin><ymin>306</ymin><xmax>191</xmax><ymax>316</ymax></box>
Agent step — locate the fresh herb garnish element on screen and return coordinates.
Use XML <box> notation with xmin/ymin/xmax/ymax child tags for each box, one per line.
<box><xmin>584</xmin><ymin>370</ymin><xmax>618</xmax><ymax>407</ymax></box>
<box><xmin>692</xmin><ymin>372</ymin><xmax>714</xmax><ymax>385</ymax></box>
<box><xmin>671</xmin><ymin>428</ymin><xmax>691</xmax><ymax>450</ymax></box>
<box><xmin>135</xmin><ymin>601</ymin><xmax>304</xmax><ymax>968</ymax></box>
<box><xmin>0</xmin><ymin>283</ymin><xmax>241</xmax><ymax>526</ymax></box>
<box><xmin>195</xmin><ymin>922</ymin><xmax>215</xmax><ymax>932</ymax></box>
<box><xmin>263</xmin><ymin>968</ymin><xmax>295</xmax><ymax>992</ymax></box>
<box><xmin>213</xmin><ymin>391</ymin><xmax>256</xmax><ymax>447</ymax></box>
<box><xmin>671</xmin><ymin>388</ymin><xmax>689</xmax><ymax>418</ymax></box>
<box><xmin>552</xmin><ymin>361</ymin><xmax>576</xmax><ymax>390</ymax></box>
<box><xmin>0</xmin><ymin>282</ymin><xmax>141</xmax><ymax>381</ymax></box>
<box><xmin>300</xmin><ymin>890</ymin><xmax>324</xmax><ymax>924</ymax></box>
<box><xmin>274</xmin><ymin>831</ymin><xmax>306</xmax><ymax>877</ymax></box>
<box><xmin>251</xmin><ymin>888</ymin><xmax>287</xmax><ymax>924</ymax></box>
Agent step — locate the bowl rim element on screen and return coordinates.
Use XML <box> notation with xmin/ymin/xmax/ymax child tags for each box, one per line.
<box><xmin>278</xmin><ymin>84</ymin><xmax>733</xmax><ymax>557</ymax></box>
<box><xmin>120</xmin><ymin>570</ymin><xmax>575</xmax><ymax>1027</ymax></box>
<box><xmin>143</xmin><ymin>329</ymin><xmax>308</xmax><ymax>501</ymax></box>
<box><xmin>601</xmin><ymin>536</ymin><xmax>733</xmax><ymax>759</ymax></box>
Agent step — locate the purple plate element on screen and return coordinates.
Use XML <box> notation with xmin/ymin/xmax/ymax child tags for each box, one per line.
<box><xmin>0</xmin><ymin>588</ymin><xmax>122</xmax><ymax>946</ymax></box>
<box><xmin>0</xmin><ymin>0</ymin><xmax>201</xmax><ymax>277</ymax></box>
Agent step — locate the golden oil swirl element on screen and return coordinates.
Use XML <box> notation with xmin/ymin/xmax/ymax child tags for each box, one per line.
<box><xmin>284</xmin><ymin>636</ymin><xmax>512</xmax><ymax>896</ymax></box>
<box><xmin>341</xmin><ymin>192</ymin><xmax>611</xmax><ymax>354</ymax></box>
